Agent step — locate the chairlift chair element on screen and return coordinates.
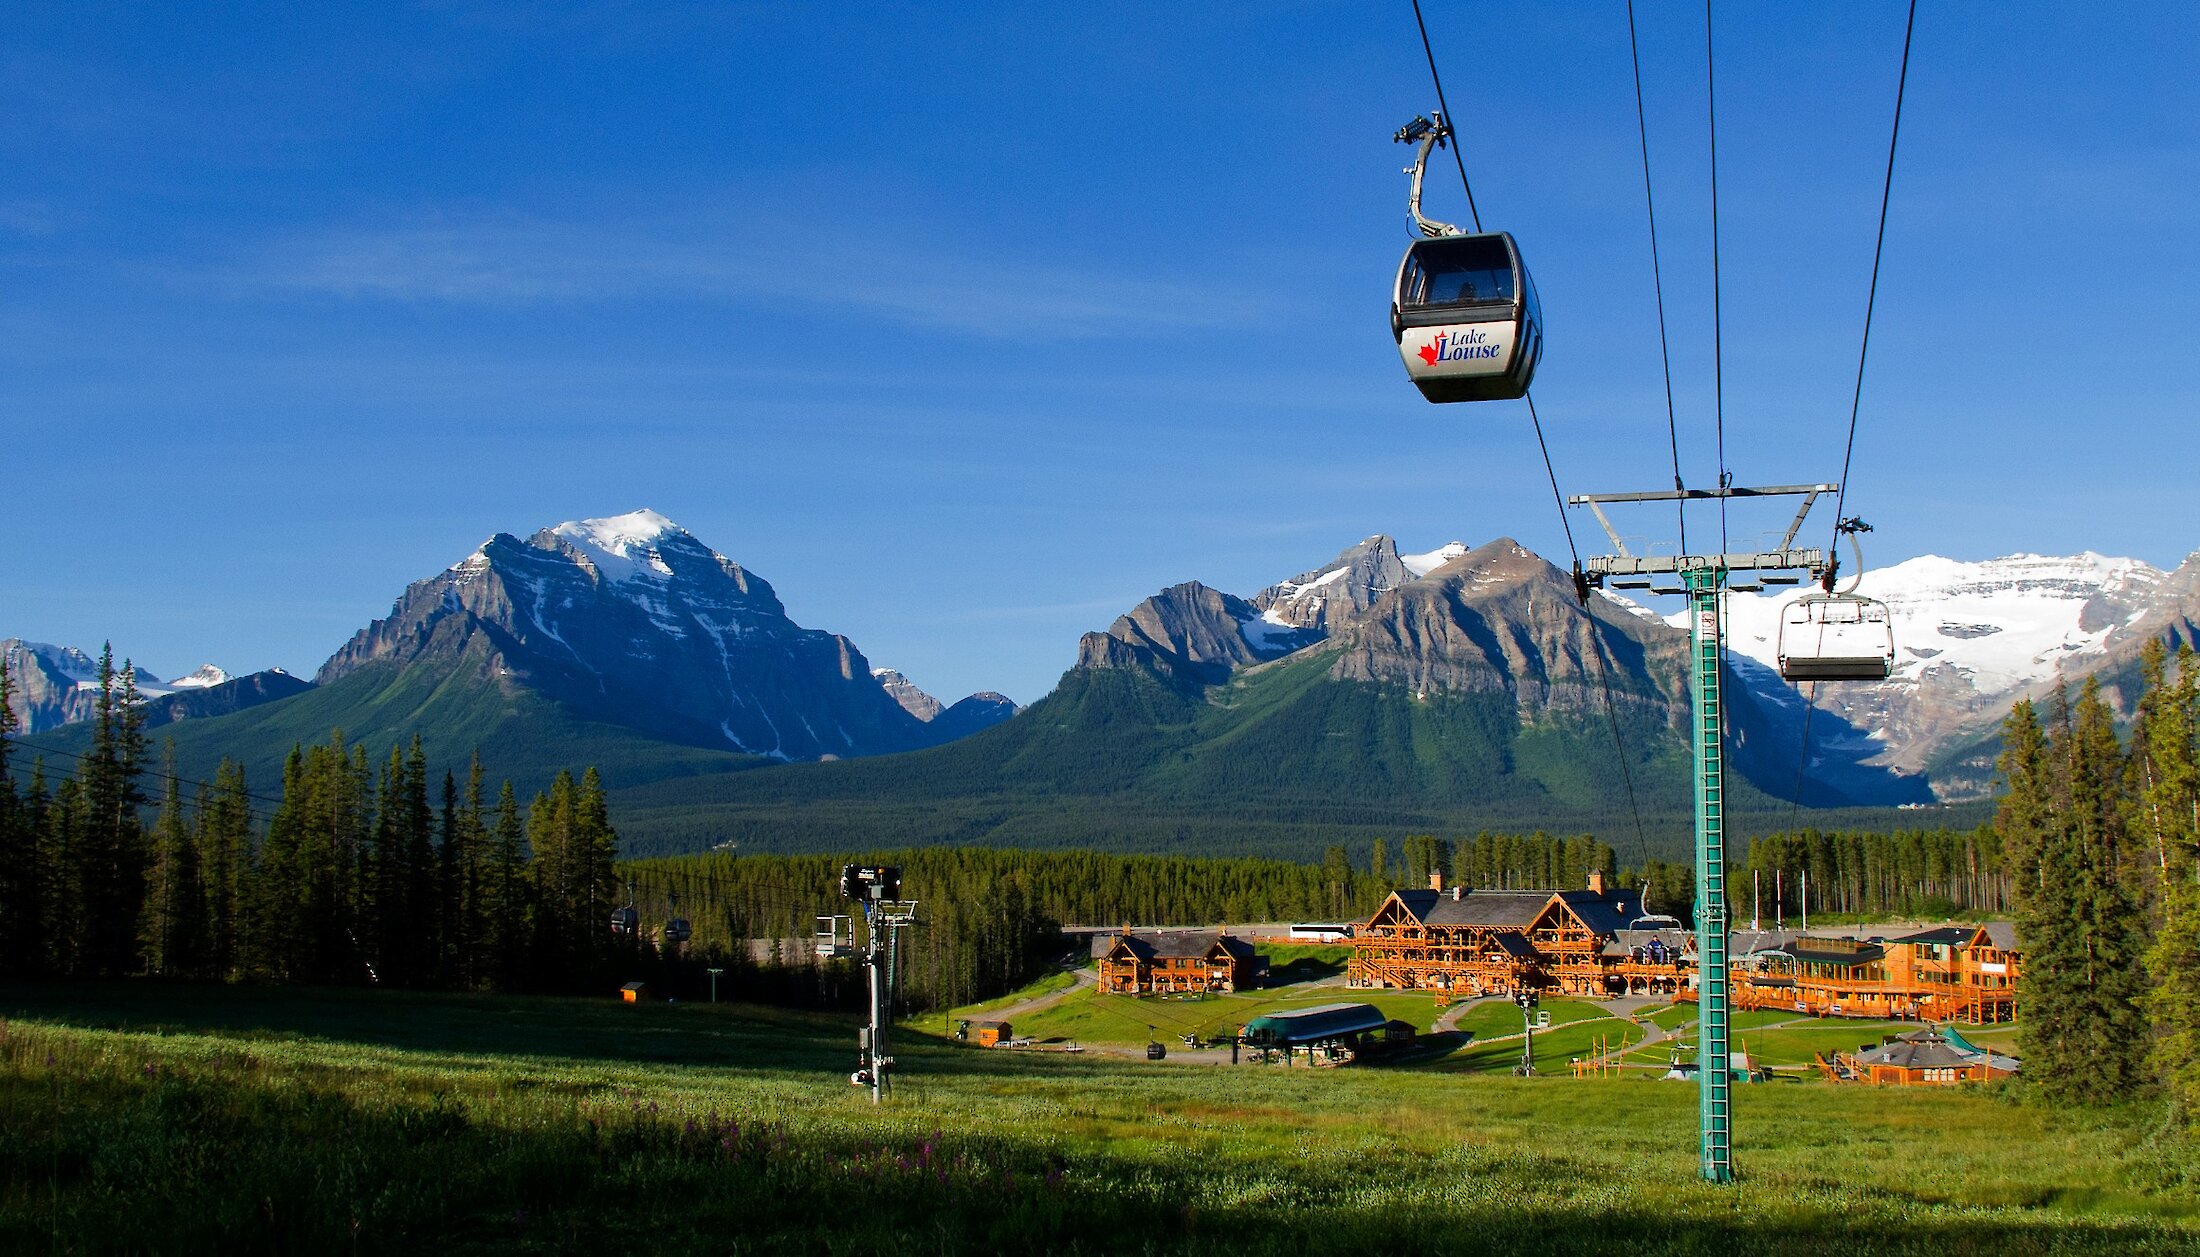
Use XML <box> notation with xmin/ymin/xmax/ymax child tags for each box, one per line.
<box><xmin>1777</xmin><ymin>591</ymin><xmax>1896</xmax><ymax>682</ymax></box>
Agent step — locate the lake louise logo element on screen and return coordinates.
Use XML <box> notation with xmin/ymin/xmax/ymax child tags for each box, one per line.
<box><xmin>1416</xmin><ymin>328</ymin><xmax>1501</xmax><ymax>366</ymax></box>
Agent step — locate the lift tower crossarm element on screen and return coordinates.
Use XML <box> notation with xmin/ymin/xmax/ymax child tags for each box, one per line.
<box><xmin>1567</xmin><ymin>484</ymin><xmax>1838</xmax><ymax>586</ymax></box>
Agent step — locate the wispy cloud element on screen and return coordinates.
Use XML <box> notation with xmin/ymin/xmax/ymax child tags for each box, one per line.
<box><xmin>227</xmin><ymin>210</ymin><xmax>1275</xmax><ymax>340</ymax></box>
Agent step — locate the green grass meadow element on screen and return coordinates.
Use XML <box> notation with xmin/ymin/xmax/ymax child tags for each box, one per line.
<box><xmin>2</xmin><ymin>981</ymin><xmax>2197</xmax><ymax>1254</ymax></box>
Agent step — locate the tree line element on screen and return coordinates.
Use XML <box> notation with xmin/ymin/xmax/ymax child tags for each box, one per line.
<box><xmin>0</xmin><ymin>650</ymin><xmax>621</xmax><ymax>992</ymax></box>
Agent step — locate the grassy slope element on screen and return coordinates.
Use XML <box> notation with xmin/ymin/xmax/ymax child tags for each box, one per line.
<box><xmin>1</xmin><ymin>982</ymin><xmax>2193</xmax><ymax>1254</ymax></box>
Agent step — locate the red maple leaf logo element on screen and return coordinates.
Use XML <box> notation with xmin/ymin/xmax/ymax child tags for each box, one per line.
<box><xmin>1416</xmin><ymin>340</ymin><xmax>1441</xmax><ymax>367</ymax></box>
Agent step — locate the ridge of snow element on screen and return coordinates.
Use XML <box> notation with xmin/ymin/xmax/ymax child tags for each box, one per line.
<box><xmin>1401</xmin><ymin>541</ymin><xmax>1469</xmax><ymax>579</ymax></box>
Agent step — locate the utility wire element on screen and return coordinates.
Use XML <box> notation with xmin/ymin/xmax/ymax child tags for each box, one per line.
<box><xmin>1410</xmin><ymin>0</ymin><xmax>1483</xmax><ymax>233</ymax></box>
<box><xmin>1786</xmin><ymin>0</ymin><xmax>1917</xmax><ymax>829</ymax></box>
<box><xmin>1407</xmin><ymin>1</ymin><xmax>1641</xmax><ymax>847</ymax></box>
<box><xmin>1829</xmin><ymin>0</ymin><xmax>1917</xmax><ymax>548</ymax></box>
<box><xmin>1627</xmin><ymin>0</ymin><xmax>1687</xmax><ymax>554</ymax></box>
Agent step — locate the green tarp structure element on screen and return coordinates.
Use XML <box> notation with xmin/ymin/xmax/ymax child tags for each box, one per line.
<box><xmin>1242</xmin><ymin>1002</ymin><xmax>1388</xmax><ymax>1046</ymax></box>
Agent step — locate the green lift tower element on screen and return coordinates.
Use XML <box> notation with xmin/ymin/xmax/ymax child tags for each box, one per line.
<box><xmin>1570</xmin><ymin>483</ymin><xmax>1838</xmax><ymax>1183</ymax></box>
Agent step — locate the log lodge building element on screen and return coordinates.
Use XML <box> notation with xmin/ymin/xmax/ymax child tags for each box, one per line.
<box><xmin>1348</xmin><ymin>873</ymin><xmax>2020</xmax><ymax>1023</ymax></box>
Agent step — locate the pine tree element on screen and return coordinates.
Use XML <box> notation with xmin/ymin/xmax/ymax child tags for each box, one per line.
<box><xmin>74</xmin><ymin>648</ymin><xmax>149</xmax><ymax>975</ymax></box>
<box><xmin>485</xmin><ymin>780</ymin><xmax>528</xmax><ymax>988</ymax></box>
<box><xmin>200</xmin><ymin>760</ymin><xmax>253</xmax><ymax>980</ymax></box>
<box><xmin>140</xmin><ymin>750</ymin><xmax>207</xmax><ymax>976</ymax></box>
<box><xmin>0</xmin><ymin>660</ymin><xmax>35</xmax><ymax>975</ymax></box>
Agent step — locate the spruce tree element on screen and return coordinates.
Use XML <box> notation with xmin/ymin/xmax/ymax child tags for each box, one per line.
<box><xmin>200</xmin><ymin>760</ymin><xmax>252</xmax><ymax>980</ymax></box>
<box><xmin>2139</xmin><ymin>641</ymin><xmax>2200</xmax><ymax>1115</ymax></box>
<box><xmin>0</xmin><ymin>661</ymin><xmax>33</xmax><ymax>975</ymax></box>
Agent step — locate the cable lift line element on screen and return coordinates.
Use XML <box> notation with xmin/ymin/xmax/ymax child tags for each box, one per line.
<box><xmin>1399</xmin><ymin>1</ymin><xmax>1634</xmax><ymax>847</ymax></box>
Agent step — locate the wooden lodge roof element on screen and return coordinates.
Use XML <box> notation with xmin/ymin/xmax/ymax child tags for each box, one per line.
<box><xmin>1380</xmin><ymin>885</ymin><xmax>1646</xmax><ymax>934</ymax></box>
<box><xmin>1889</xmin><ymin>926</ymin><xmax>1975</xmax><ymax>947</ymax></box>
<box><xmin>1787</xmin><ymin>939</ymin><xmax>1887</xmax><ymax>967</ymax></box>
<box><xmin>1091</xmin><ymin>930</ymin><xmax>1255</xmax><ymax>962</ymax></box>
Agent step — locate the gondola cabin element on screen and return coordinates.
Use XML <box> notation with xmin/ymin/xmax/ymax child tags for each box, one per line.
<box><xmin>1391</xmin><ymin>231</ymin><xmax>1543</xmax><ymax>403</ymax></box>
<box><xmin>609</xmin><ymin>906</ymin><xmax>640</xmax><ymax>936</ymax></box>
<box><xmin>662</xmin><ymin>917</ymin><xmax>692</xmax><ymax>946</ymax></box>
<box><xmin>1777</xmin><ymin>593</ymin><xmax>1896</xmax><ymax>682</ymax></box>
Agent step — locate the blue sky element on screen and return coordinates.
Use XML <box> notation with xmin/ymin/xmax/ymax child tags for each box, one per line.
<box><xmin>4</xmin><ymin>2</ymin><xmax>2195</xmax><ymax>706</ymax></box>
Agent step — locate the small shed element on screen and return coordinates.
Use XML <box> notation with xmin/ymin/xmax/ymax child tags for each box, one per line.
<box><xmin>620</xmin><ymin>981</ymin><xmax>648</xmax><ymax>1004</ymax></box>
<box><xmin>969</xmin><ymin>1019</ymin><xmax>1012</xmax><ymax>1047</ymax></box>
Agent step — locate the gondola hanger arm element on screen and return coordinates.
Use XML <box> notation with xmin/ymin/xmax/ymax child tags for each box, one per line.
<box><xmin>1395</xmin><ymin>113</ymin><xmax>1460</xmax><ymax>238</ymax></box>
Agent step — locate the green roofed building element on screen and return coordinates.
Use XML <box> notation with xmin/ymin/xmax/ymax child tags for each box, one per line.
<box><xmin>1242</xmin><ymin>1002</ymin><xmax>1401</xmax><ymax>1065</ymax></box>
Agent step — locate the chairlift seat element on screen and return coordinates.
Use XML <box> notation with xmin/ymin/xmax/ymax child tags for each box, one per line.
<box><xmin>1392</xmin><ymin>232</ymin><xmax>1543</xmax><ymax>403</ymax></box>
<box><xmin>1777</xmin><ymin>592</ymin><xmax>1896</xmax><ymax>682</ymax></box>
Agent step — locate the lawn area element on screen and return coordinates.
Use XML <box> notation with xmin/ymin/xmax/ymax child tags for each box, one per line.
<box><xmin>1438</xmin><ymin>1000</ymin><xmax>1646</xmax><ymax>1074</ymax></box>
<box><xmin>919</xmin><ymin>969</ymin><xmax>1081</xmax><ymax>1032</ymax></box>
<box><xmin>1253</xmin><ymin>943</ymin><xmax>1354</xmax><ymax>984</ymax></box>
<box><xmin>1619</xmin><ymin>1010</ymin><xmax>2026</xmax><ymax>1071</ymax></box>
<box><xmin>1</xmin><ymin>980</ymin><xmax>2195</xmax><ymax>1254</ymax></box>
<box><xmin>1009</xmin><ymin>983</ymin><xmax>1445</xmax><ymax>1045</ymax></box>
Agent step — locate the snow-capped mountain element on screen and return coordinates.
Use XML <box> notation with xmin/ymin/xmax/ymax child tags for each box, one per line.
<box><xmin>2</xmin><ymin>639</ymin><xmax>248</xmax><ymax>734</ymax></box>
<box><xmin>167</xmin><ymin>664</ymin><xmax>233</xmax><ymax>690</ymax></box>
<box><xmin>319</xmin><ymin>509</ymin><xmax>1010</xmax><ymax>762</ymax></box>
<box><xmin>1632</xmin><ymin>550</ymin><xmax>2187</xmax><ymax>797</ymax></box>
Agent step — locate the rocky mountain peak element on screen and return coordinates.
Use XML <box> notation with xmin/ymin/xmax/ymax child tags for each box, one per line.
<box><xmin>1253</xmin><ymin>535</ymin><xmax>1415</xmax><ymax>633</ymax></box>
<box><xmin>873</xmin><ymin>668</ymin><xmax>945</xmax><ymax>722</ymax></box>
<box><xmin>318</xmin><ymin>511</ymin><xmax>933</xmax><ymax>761</ymax></box>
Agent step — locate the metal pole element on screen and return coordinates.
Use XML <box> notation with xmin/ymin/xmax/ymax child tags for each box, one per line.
<box><xmin>864</xmin><ymin>905</ymin><xmax>885</xmax><ymax>1105</ymax></box>
<box><xmin>1686</xmin><ymin>565</ymin><xmax>1734</xmax><ymax>1183</ymax></box>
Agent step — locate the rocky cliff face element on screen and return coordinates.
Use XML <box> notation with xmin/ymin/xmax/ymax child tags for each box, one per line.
<box><xmin>318</xmin><ymin>509</ymin><xmax>934</xmax><ymax>761</ymax></box>
<box><xmin>1076</xmin><ymin>581</ymin><xmax>1316</xmax><ymax>688</ymax></box>
<box><xmin>1254</xmin><ymin>536</ymin><xmax>1412</xmax><ymax>632</ymax></box>
<box><xmin>873</xmin><ymin>669</ymin><xmax>945</xmax><ymax>722</ymax></box>
<box><xmin>1326</xmin><ymin>539</ymin><xmax>1687</xmax><ymax>728</ymax></box>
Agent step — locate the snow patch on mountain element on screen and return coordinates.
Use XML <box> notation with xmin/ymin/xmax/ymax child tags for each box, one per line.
<box><xmin>1400</xmin><ymin>541</ymin><xmax>1469</xmax><ymax>578</ymax></box>
<box><xmin>1238</xmin><ymin>607</ymin><xmax>1310</xmax><ymax>653</ymax></box>
<box><xmin>1707</xmin><ymin>552</ymin><xmax>2161</xmax><ymax>692</ymax></box>
<box><xmin>167</xmin><ymin>664</ymin><xmax>232</xmax><ymax>690</ymax></box>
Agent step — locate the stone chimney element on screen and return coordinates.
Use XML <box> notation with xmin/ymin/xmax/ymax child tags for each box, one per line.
<box><xmin>1429</xmin><ymin>871</ymin><xmax>1445</xmax><ymax>893</ymax></box>
<box><xmin>1587</xmin><ymin>868</ymin><xmax>1607</xmax><ymax>895</ymax></box>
